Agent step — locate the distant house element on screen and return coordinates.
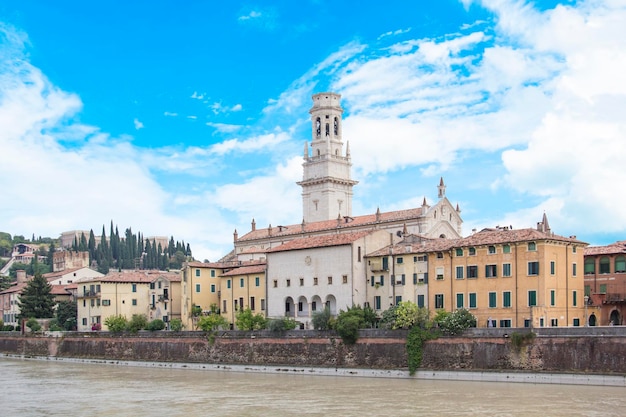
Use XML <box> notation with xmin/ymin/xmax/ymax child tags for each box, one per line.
<box><xmin>220</xmin><ymin>262</ymin><xmax>267</xmax><ymax>327</ymax></box>
<box><xmin>584</xmin><ymin>241</ymin><xmax>626</xmax><ymax>325</ymax></box>
<box><xmin>76</xmin><ymin>270</ymin><xmax>181</xmax><ymax>331</ymax></box>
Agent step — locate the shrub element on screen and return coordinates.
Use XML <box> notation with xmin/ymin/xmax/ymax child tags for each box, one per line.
<box><xmin>394</xmin><ymin>301</ymin><xmax>431</xmax><ymax>330</ymax></box>
<box><xmin>380</xmin><ymin>305</ymin><xmax>399</xmax><ymax>329</ymax></box>
<box><xmin>266</xmin><ymin>317</ymin><xmax>298</xmax><ymax>332</ymax></box>
<box><xmin>146</xmin><ymin>319</ymin><xmax>166</xmax><ymax>331</ymax></box>
<box><xmin>0</xmin><ymin>319</ymin><xmax>3</xmax><ymax>329</ymax></box>
<box><xmin>334</xmin><ymin>305</ymin><xmax>375</xmax><ymax>344</ymax></box>
<box><xmin>2</xmin><ymin>325</ymin><xmax>16</xmax><ymax>331</ymax></box>
<box><xmin>435</xmin><ymin>309</ymin><xmax>476</xmax><ymax>335</ymax></box>
<box><xmin>406</xmin><ymin>326</ymin><xmax>439</xmax><ymax>375</ymax></box>
<box><xmin>235</xmin><ymin>308</ymin><xmax>267</xmax><ymax>330</ymax></box>
<box><xmin>26</xmin><ymin>318</ymin><xmax>41</xmax><ymax>332</ymax></box>
<box><xmin>312</xmin><ymin>308</ymin><xmax>332</xmax><ymax>330</ymax></box>
<box><xmin>126</xmin><ymin>314</ymin><xmax>148</xmax><ymax>333</ymax></box>
<box><xmin>197</xmin><ymin>314</ymin><xmax>228</xmax><ymax>332</ymax></box>
<box><xmin>169</xmin><ymin>318</ymin><xmax>184</xmax><ymax>332</ymax></box>
<box><xmin>104</xmin><ymin>315</ymin><xmax>128</xmax><ymax>332</ymax></box>
<box><xmin>48</xmin><ymin>318</ymin><xmax>64</xmax><ymax>331</ymax></box>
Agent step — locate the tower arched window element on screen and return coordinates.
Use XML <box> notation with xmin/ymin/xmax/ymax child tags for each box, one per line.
<box><xmin>325</xmin><ymin>123</ymin><xmax>330</xmax><ymax>136</ymax></box>
<box><xmin>315</xmin><ymin>117</ymin><xmax>321</xmax><ymax>136</ymax></box>
<box><xmin>334</xmin><ymin>117</ymin><xmax>338</xmax><ymax>135</ymax></box>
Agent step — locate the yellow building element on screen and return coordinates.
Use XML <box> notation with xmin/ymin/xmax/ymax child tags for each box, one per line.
<box><xmin>220</xmin><ymin>262</ymin><xmax>266</xmax><ymax>327</ymax></box>
<box><xmin>180</xmin><ymin>261</ymin><xmax>231</xmax><ymax>330</ymax></box>
<box><xmin>76</xmin><ymin>270</ymin><xmax>181</xmax><ymax>331</ymax></box>
<box><xmin>366</xmin><ymin>215</ymin><xmax>587</xmax><ymax>328</ymax></box>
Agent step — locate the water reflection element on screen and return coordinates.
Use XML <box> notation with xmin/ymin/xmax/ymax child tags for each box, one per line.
<box><xmin>1</xmin><ymin>358</ymin><xmax>624</xmax><ymax>417</ymax></box>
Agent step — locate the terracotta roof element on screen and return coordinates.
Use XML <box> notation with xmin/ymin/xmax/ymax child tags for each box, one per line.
<box><xmin>78</xmin><ymin>270</ymin><xmax>181</xmax><ymax>284</ymax></box>
<box><xmin>366</xmin><ymin>228</ymin><xmax>586</xmax><ymax>257</ymax></box>
<box><xmin>221</xmin><ymin>263</ymin><xmax>266</xmax><ymax>276</ymax></box>
<box><xmin>186</xmin><ymin>260</ymin><xmax>266</xmax><ymax>269</ymax></box>
<box><xmin>584</xmin><ymin>241</ymin><xmax>626</xmax><ymax>256</ymax></box>
<box><xmin>44</xmin><ymin>267</ymin><xmax>83</xmax><ymax>279</ymax></box>
<box><xmin>237</xmin><ymin>207</ymin><xmax>426</xmax><ymax>242</ymax></box>
<box><xmin>267</xmin><ymin>230</ymin><xmax>375</xmax><ymax>253</ymax></box>
<box><xmin>50</xmin><ymin>285</ymin><xmax>73</xmax><ymax>296</ymax></box>
<box><xmin>0</xmin><ymin>283</ymin><xmax>26</xmax><ymax>295</ymax></box>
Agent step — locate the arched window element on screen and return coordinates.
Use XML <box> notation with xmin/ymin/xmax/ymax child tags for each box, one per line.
<box><xmin>615</xmin><ymin>256</ymin><xmax>626</xmax><ymax>273</ymax></box>
<box><xmin>315</xmin><ymin>117</ymin><xmax>321</xmax><ymax>136</ymax></box>
<box><xmin>600</xmin><ymin>256</ymin><xmax>610</xmax><ymax>274</ymax></box>
<box><xmin>528</xmin><ymin>242</ymin><xmax>536</xmax><ymax>251</ymax></box>
<box><xmin>334</xmin><ymin>117</ymin><xmax>338</xmax><ymax>135</ymax></box>
<box><xmin>584</xmin><ymin>258</ymin><xmax>595</xmax><ymax>275</ymax></box>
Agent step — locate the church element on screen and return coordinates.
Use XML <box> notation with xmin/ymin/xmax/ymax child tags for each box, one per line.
<box><xmin>231</xmin><ymin>92</ymin><xmax>463</xmax><ymax>262</ymax></box>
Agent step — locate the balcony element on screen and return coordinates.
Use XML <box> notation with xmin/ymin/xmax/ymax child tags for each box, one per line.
<box><xmin>604</xmin><ymin>293</ymin><xmax>626</xmax><ymax>304</ymax></box>
<box><xmin>81</xmin><ymin>290</ymin><xmax>100</xmax><ymax>298</ymax></box>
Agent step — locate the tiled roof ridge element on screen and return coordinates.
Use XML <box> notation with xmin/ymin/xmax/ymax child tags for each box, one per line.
<box><xmin>266</xmin><ymin>230</ymin><xmax>376</xmax><ymax>253</ymax></box>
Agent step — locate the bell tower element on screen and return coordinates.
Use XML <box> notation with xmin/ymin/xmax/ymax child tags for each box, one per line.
<box><xmin>297</xmin><ymin>93</ymin><xmax>358</xmax><ymax>223</ymax></box>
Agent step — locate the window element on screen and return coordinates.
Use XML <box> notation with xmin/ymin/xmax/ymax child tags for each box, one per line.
<box><xmin>436</xmin><ymin>267</ymin><xmax>444</xmax><ymax>280</ymax></box>
<box><xmin>240</xmin><ymin>278</ymin><xmax>245</xmax><ymax>287</ymax></box>
<box><xmin>102</xmin><ymin>299</ymin><xmax>110</xmax><ymax>306</ymax></box>
<box><xmin>528</xmin><ymin>262</ymin><xmax>539</xmax><ymax>276</ymax></box>
<box><xmin>489</xmin><ymin>292</ymin><xmax>496</xmax><ymax>308</ymax></box>
<box><xmin>380</xmin><ymin>275</ymin><xmax>385</xmax><ymax>286</ymax></box>
<box><xmin>455</xmin><ymin>266</ymin><xmax>464</xmax><ymax>279</ymax></box>
<box><xmin>550</xmin><ymin>261</ymin><xmax>555</xmax><ymax>275</ymax></box>
<box><xmin>286</xmin><ymin>279</ymin><xmax>291</xmax><ymax>287</ymax></box>
<box><xmin>234</xmin><ymin>300</ymin><xmax>239</xmax><ymax>311</ymax></box>
<box><xmin>261</xmin><ymin>299</ymin><xmax>266</xmax><ymax>311</ymax></box>
<box><xmin>298</xmin><ymin>302</ymin><xmax>303</xmax><ymax>312</ymax></box>
<box><xmin>382</xmin><ymin>257</ymin><xmax>389</xmax><ymax>270</ymax></box>
<box><xmin>82</xmin><ymin>318</ymin><xmax>87</xmax><ymax>326</ymax></box>
<box><xmin>397</xmin><ymin>257</ymin><xmax>403</xmax><ymax>264</ymax></box>
<box><xmin>488</xmin><ymin>245</ymin><xmax>496</xmax><ymax>254</ymax></box>
<box><xmin>528</xmin><ymin>242</ymin><xmax>536</xmax><ymax>251</ymax></box>
<box><xmin>435</xmin><ymin>294</ymin><xmax>444</xmax><ymax>309</ymax></box>
<box><xmin>467</xmin><ymin>265</ymin><xmax>478</xmax><ymax>279</ymax></box>
<box><xmin>342</xmin><ymin>275</ymin><xmax>348</xmax><ymax>284</ymax></box>
<box><xmin>150</xmin><ymin>282</ymin><xmax>155</xmax><ymax>290</ymax></box>
<box><xmin>132</xmin><ymin>283</ymin><xmax>137</xmax><ymax>293</ymax></box>
<box><xmin>395</xmin><ymin>296</ymin><xmax>402</xmax><ymax>305</ymax></box>
<box><xmin>273</xmin><ymin>280</ymin><xmax>277</xmax><ymax>288</ymax></box>
<box><xmin>550</xmin><ymin>290</ymin><xmax>555</xmax><ymax>306</ymax></box>
<box><xmin>358</xmin><ymin>246</ymin><xmax>361</xmax><ymax>262</ymax></box>
<box><xmin>413</xmin><ymin>256</ymin><xmax>418</xmax><ymax>262</ymax></box>
<box><xmin>573</xmin><ymin>318</ymin><xmax>580</xmax><ymax>327</ymax></box>
<box><xmin>469</xmin><ymin>293</ymin><xmax>477</xmax><ymax>308</ymax></box>
<box><xmin>300</xmin><ymin>278</ymin><xmax>304</xmax><ymax>286</ymax></box>
<box><xmin>401</xmin><ymin>274</ymin><xmax>405</xmax><ymax>285</ymax></box>
<box><xmin>370</xmin><ymin>276</ymin><xmax>375</xmax><ymax>287</ymax></box>
<box><xmin>503</xmin><ymin>291</ymin><xmax>511</xmax><ymax>308</ymax></box>
<box><xmin>456</xmin><ymin>293</ymin><xmax>464</xmax><ymax>309</ymax></box>
<box><xmin>573</xmin><ymin>263</ymin><xmax>577</xmax><ymax>276</ymax></box>
<box><xmin>551</xmin><ymin>318</ymin><xmax>558</xmax><ymax>327</ymax></box>
<box><xmin>616</xmin><ymin>256</ymin><xmax>626</xmax><ymax>273</ymax></box>
<box><xmin>585</xmin><ymin>285</ymin><xmax>591</xmax><ymax>296</ymax></box>
<box><xmin>328</xmin><ymin>276</ymin><xmax>333</xmax><ymax>285</ymax></box>
<box><xmin>528</xmin><ymin>290</ymin><xmax>537</xmax><ymax>306</ymax></box>
<box><xmin>600</xmin><ymin>284</ymin><xmax>607</xmax><ymax>294</ymax></box>
<box><xmin>584</xmin><ymin>258</ymin><xmax>595</xmax><ymax>274</ymax></box>
<box><xmin>503</xmin><ymin>244</ymin><xmax>511</xmax><ymax>254</ymax></box>
<box><xmin>600</xmin><ymin>257</ymin><xmax>610</xmax><ymax>274</ymax></box>
<box><xmin>437</xmin><ymin>252</ymin><xmax>444</xmax><ymax>259</ymax></box>
<box><xmin>572</xmin><ymin>246</ymin><xmax>577</xmax><ymax>253</ymax></box>
<box><xmin>455</xmin><ymin>248</ymin><xmax>463</xmax><ymax>256</ymax></box>
<box><xmin>502</xmin><ymin>263</ymin><xmax>511</xmax><ymax>277</ymax></box>
<box><xmin>374</xmin><ymin>296</ymin><xmax>381</xmax><ymax>310</ymax></box>
<box><xmin>195</xmin><ymin>269</ymin><xmax>200</xmax><ymax>277</ymax></box>
<box><xmin>485</xmin><ymin>265</ymin><xmax>497</xmax><ymax>278</ymax></box>
<box><xmin>223</xmin><ymin>300</ymin><xmax>227</xmax><ymax>313</ymax></box>
<box><xmin>195</xmin><ymin>284</ymin><xmax>201</xmax><ymax>293</ymax></box>
<box><xmin>417</xmin><ymin>294</ymin><xmax>425</xmax><ymax>308</ymax></box>
<box><xmin>227</xmin><ymin>280</ymin><xmax>231</xmax><ymax>289</ymax></box>
<box><xmin>312</xmin><ymin>301</ymin><xmax>317</xmax><ymax>312</ymax></box>
<box><xmin>158</xmin><ymin>281</ymin><xmax>162</xmax><ymax>289</ymax></box>
<box><xmin>211</xmin><ymin>270</ymin><xmax>215</xmax><ymax>277</ymax></box>
<box><xmin>413</xmin><ymin>273</ymin><xmax>418</xmax><ymax>284</ymax></box>
<box><xmin>500</xmin><ymin>319</ymin><xmax>512</xmax><ymax>328</ymax></box>
<box><xmin>311</xmin><ymin>277</ymin><xmax>317</xmax><ymax>286</ymax></box>
<box><xmin>469</xmin><ymin>247</ymin><xmax>476</xmax><ymax>256</ymax></box>
<box><xmin>132</xmin><ymin>299</ymin><xmax>137</xmax><ymax>306</ymax></box>
<box><xmin>573</xmin><ymin>290</ymin><xmax>578</xmax><ymax>307</ymax></box>
<box><xmin>211</xmin><ymin>284</ymin><xmax>215</xmax><ymax>293</ymax></box>
<box><xmin>255</xmin><ymin>277</ymin><xmax>260</xmax><ymax>287</ymax></box>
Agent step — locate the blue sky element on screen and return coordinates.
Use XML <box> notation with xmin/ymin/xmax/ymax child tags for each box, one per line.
<box><xmin>1</xmin><ymin>0</ymin><xmax>626</xmax><ymax>261</ymax></box>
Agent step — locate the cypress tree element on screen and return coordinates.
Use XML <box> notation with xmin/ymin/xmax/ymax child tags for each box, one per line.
<box><xmin>18</xmin><ymin>267</ymin><xmax>55</xmax><ymax>319</ymax></box>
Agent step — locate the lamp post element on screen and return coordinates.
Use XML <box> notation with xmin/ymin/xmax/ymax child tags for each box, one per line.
<box><xmin>584</xmin><ymin>295</ymin><xmax>589</xmax><ymax>327</ymax></box>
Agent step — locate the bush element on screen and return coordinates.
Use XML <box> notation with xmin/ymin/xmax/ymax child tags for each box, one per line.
<box><xmin>26</xmin><ymin>317</ymin><xmax>41</xmax><ymax>332</ymax></box>
<box><xmin>235</xmin><ymin>308</ymin><xmax>267</xmax><ymax>330</ymax></box>
<box><xmin>1</xmin><ymin>325</ymin><xmax>16</xmax><ymax>331</ymax></box>
<box><xmin>146</xmin><ymin>319</ymin><xmax>166</xmax><ymax>331</ymax></box>
<box><xmin>48</xmin><ymin>318</ymin><xmax>64</xmax><ymax>331</ymax></box>
<box><xmin>169</xmin><ymin>318</ymin><xmax>184</xmax><ymax>332</ymax></box>
<box><xmin>197</xmin><ymin>314</ymin><xmax>228</xmax><ymax>332</ymax></box>
<box><xmin>434</xmin><ymin>309</ymin><xmax>476</xmax><ymax>335</ymax></box>
<box><xmin>104</xmin><ymin>315</ymin><xmax>128</xmax><ymax>332</ymax></box>
<box><xmin>312</xmin><ymin>308</ymin><xmax>332</xmax><ymax>330</ymax></box>
<box><xmin>380</xmin><ymin>305</ymin><xmax>399</xmax><ymax>329</ymax></box>
<box><xmin>334</xmin><ymin>305</ymin><xmax>376</xmax><ymax>344</ymax></box>
<box><xmin>406</xmin><ymin>326</ymin><xmax>439</xmax><ymax>375</ymax></box>
<box><xmin>266</xmin><ymin>317</ymin><xmax>298</xmax><ymax>332</ymax></box>
<box><xmin>126</xmin><ymin>314</ymin><xmax>148</xmax><ymax>333</ymax></box>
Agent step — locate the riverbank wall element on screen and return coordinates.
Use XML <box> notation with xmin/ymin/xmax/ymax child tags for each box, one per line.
<box><xmin>1</xmin><ymin>328</ymin><xmax>626</xmax><ymax>376</ymax></box>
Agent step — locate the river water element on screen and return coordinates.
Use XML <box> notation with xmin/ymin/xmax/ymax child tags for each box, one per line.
<box><xmin>1</xmin><ymin>358</ymin><xmax>624</xmax><ymax>416</ymax></box>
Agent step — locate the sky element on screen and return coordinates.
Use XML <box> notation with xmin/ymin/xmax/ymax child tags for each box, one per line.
<box><xmin>1</xmin><ymin>0</ymin><xmax>626</xmax><ymax>262</ymax></box>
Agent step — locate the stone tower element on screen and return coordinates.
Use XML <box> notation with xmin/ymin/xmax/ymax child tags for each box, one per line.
<box><xmin>297</xmin><ymin>93</ymin><xmax>358</xmax><ymax>223</ymax></box>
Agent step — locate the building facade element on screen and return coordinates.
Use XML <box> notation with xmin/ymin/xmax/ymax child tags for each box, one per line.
<box><xmin>220</xmin><ymin>263</ymin><xmax>267</xmax><ymax>327</ymax></box>
<box><xmin>584</xmin><ymin>241</ymin><xmax>626</xmax><ymax>325</ymax></box>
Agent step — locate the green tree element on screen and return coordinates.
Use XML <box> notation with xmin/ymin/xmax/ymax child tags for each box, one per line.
<box><xmin>434</xmin><ymin>309</ymin><xmax>476</xmax><ymax>335</ymax></box>
<box><xmin>197</xmin><ymin>314</ymin><xmax>228</xmax><ymax>332</ymax></box>
<box><xmin>146</xmin><ymin>319</ymin><xmax>166</xmax><ymax>331</ymax></box>
<box><xmin>105</xmin><ymin>315</ymin><xmax>128</xmax><ymax>332</ymax></box>
<box><xmin>25</xmin><ymin>317</ymin><xmax>42</xmax><ymax>332</ymax></box>
<box><xmin>380</xmin><ymin>304</ymin><xmax>399</xmax><ymax>329</ymax></box>
<box><xmin>235</xmin><ymin>308</ymin><xmax>267</xmax><ymax>330</ymax></box>
<box><xmin>266</xmin><ymin>317</ymin><xmax>298</xmax><ymax>332</ymax></box>
<box><xmin>56</xmin><ymin>300</ymin><xmax>77</xmax><ymax>330</ymax></box>
<box><xmin>393</xmin><ymin>301</ymin><xmax>431</xmax><ymax>330</ymax></box>
<box><xmin>312</xmin><ymin>307</ymin><xmax>332</xmax><ymax>330</ymax></box>
<box><xmin>18</xmin><ymin>269</ymin><xmax>55</xmax><ymax>319</ymax></box>
<box><xmin>126</xmin><ymin>314</ymin><xmax>148</xmax><ymax>333</ymax></box>
<box><xmin>169</xmin><ymin>318</ymin><xmax>184</xmax><ymax>331</ymax></box>
<box><xmin>334</xmin><ymin>305</ymin><xmax>377</xmax><ymax>344</ymax></box>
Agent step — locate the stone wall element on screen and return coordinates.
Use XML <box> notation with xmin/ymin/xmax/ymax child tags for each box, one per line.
<box><xmin>1</xmin><ymin>329</ymin><xmax>626</xmax><ymax>374</ymax></box>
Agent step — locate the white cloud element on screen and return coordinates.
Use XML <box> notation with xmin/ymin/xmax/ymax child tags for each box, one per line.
<box><xmin>238</xmin><ymin>10</ymin><xmax>262</xmax><ymax>21</ymax></box>
<box><xmin>206</xmin><ymin>122</ymin><xmax>243</xmax><ymax>133</ymax></box>
<box><xmin>133</xmin><ymin>118</ymin><xmax>144</xmax><ymax>130</ymax></box>
<box><xmin>209</xmin><ymin>131</ymin><xmax>291</xmax><ymax>155</ymax></box>
<box><xmin>164</xmin><ymin>111</ymin><xmax>178</xmax><ymax>117</ymax></box>
<box><xmin>190</xmin><ymin>91</ymin><xmax>205</xmax><ymax>100</ymax></box>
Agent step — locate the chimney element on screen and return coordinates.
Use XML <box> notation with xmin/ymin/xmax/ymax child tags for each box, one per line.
<box><xmin>251</xmin><ymin>218</ymin><xmax>256</xmax><ymax>232</ymax></box>
<box><xmin>16</xmin><ymin>270</ymin><xmax>27</xmax><ymax>284</ymax></box>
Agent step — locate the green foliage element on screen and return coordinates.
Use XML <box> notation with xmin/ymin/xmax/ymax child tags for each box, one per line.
<box><xmin>235</xmin><ymin>308</ymin><xmax>267</xmax><ymax>330</ymax></box>
<box><xmin>334</xmin><ymin>305</ymin><xmax>377</xmax><ymax>344</ymax></box>
<box><xmin>26</xmin><ymin>317</ymin><xmax>41</xmax><ymax>332</ymax></box>
<box><xmin>48</xmin><ymin>319</ymin><xmax>64</xmax><ymax>331</ymax></box>
<box><xmin>312</xmin><ymin>307</ymin><xmax>332</xmax><ymax>330</ymax></box>
<box><xmin>105</xmin><ymin>315</ymin><xmax>128</xmax><ymax>332</ymax></box>
<box><xmin>266</xmin><ymin>317</ymin><xmax>298</xmax><ymax>332</ymax></box>
<box><xmin>197</xmin><ymin>314</ymin><xmax>228</xmax><ymax>332</ymax></box>
<box><xmin>1</xmin><ymin>325</ymin><xmax>16</xmax><ymax>331</ymax></box>
<box><xmin>18</xmin><ymin>268</ymin><xmax>55</xmax><ymax>319</ymax></box>
<box><xmin>510</xmin><ymin>331</ymin><xmax>536</xmax><ymax>350</ymax></box>
<box><xmin>169</xmin><ymin>318</ymin><xmax>184</xmax><ymax>331</ymax></box>
<box><xmin>146</xmin><ymin>319</ymin><xmax>166</xmax><ymax>331</ymax></box>
<box><xmin>191</xmin><ymin>304</ymin><xmax>203</xmax><ymax>317</ymax></box>
<box><xmin>406</xmin><ymin>326</ymin><xmax>440</xmax><ymax>375</ymax></box>
<box><xmin>393</xmin><ymin>301</ymin><xmax>431</xmax><ymax>330</ymax></box>
<box><xmin>434</xmin><ymin>309</ymin><xmax>477</xmax><ymax>335</ymax></box>
<box><xmin>0</xmin><ymin>319</ymin><xmax>3</xmax><ymax>329</ymax></box>
<box><xmin>56</xmin><ymin>300</ymin><xmax>77</xmax><ymax>331</ymax></box>
<box><xmin>380</xmin><ymin>305</ymin><xmax>399</xmax><ymax>329</ymax></box>
<box><xmin>126</xmin><ymin>314</ymin><xmax>148</xmax><ymax>333</ymax></box>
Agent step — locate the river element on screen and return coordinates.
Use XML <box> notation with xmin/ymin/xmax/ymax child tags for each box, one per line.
<box><xmin>1</xmin><ymin>358</ymin><xmax>624</xmax><ymax>416</ymax></box>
